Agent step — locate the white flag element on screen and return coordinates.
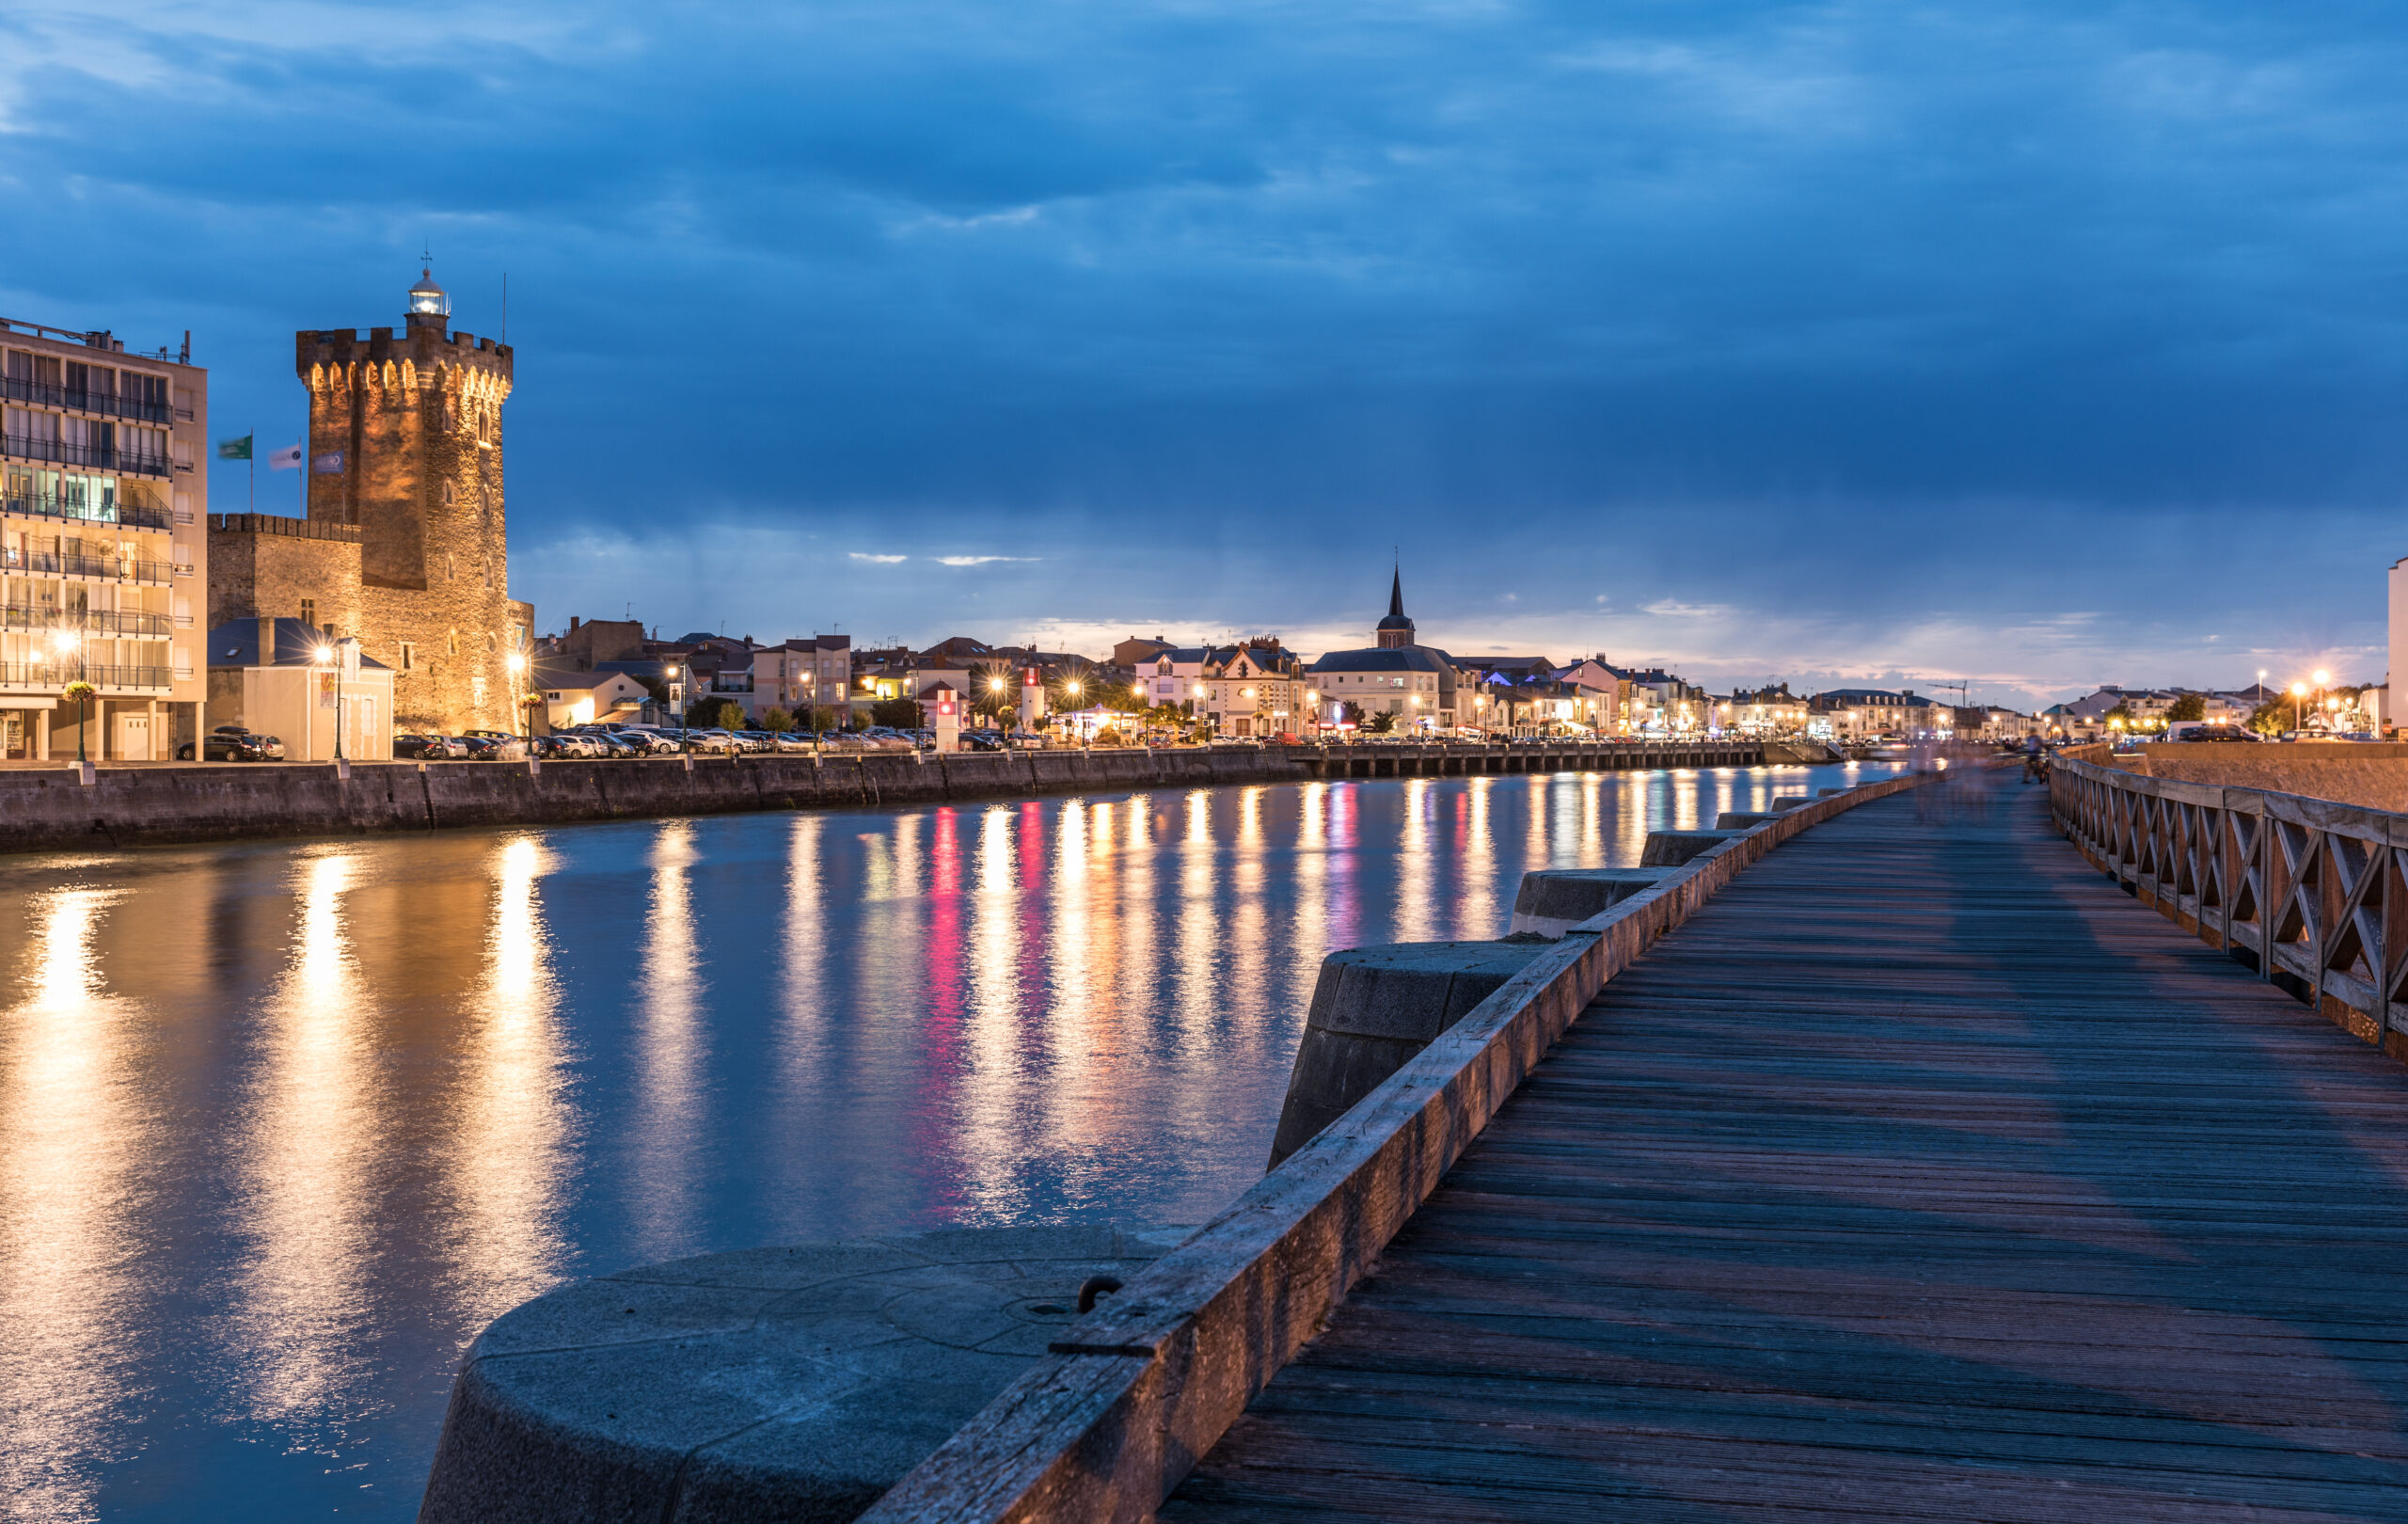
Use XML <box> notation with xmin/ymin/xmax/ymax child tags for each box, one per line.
<box><xmin>267</xmin><ymin>443</ymin><xmax>303</xmax><ymax>470</ymax></box>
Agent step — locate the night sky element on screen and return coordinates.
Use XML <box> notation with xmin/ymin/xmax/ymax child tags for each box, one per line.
<box><xmin>8</xmin><ymin>2</ymin><xmax>2404</xmax><ymax>707</ymax></box>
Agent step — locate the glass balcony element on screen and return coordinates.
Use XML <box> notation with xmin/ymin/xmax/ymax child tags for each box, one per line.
<box><xmin>0</xmin><ymin>605</ymin><xmax>175</xmax><ymax>638</ymax></box>
<box><xmin>1</xmin><ymin>491</ymin><xmax>175</xmax><ymax>532</ymax></box>
<box><xmin>1</xmin><ymin>432</ymin><xmax>174</xmax><ymax>478</ymax></box>
<box><xmin>0</xmin><ymin>373</ymin><xmax>174</xmax><ymax>424</ymax></box>
<box><xmin>0</xmin><ymin>662</ymin><xmax>173</xmax><ymax>691</ymax></box>
<box><xmin>0</xmin><ymin>547</ymin><xmax>174</xmax><ymax>585</ymax></box>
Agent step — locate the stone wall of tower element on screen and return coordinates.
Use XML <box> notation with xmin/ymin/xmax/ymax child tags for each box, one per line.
<box><xmin>206</xmin><ymin>513</ymin><xmax>364</xmax><ymax>629</ymax></box>
<box><xmin>294</xmin><ymin>321</ymin><xmax>525</xmax><ymax>734</ymax></box>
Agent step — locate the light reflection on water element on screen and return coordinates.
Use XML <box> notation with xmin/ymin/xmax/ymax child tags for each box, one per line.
<box><xmin>0</xmin><ymin>762</ymin><xmax>1887</xmax><ymax>1519</ymax></box>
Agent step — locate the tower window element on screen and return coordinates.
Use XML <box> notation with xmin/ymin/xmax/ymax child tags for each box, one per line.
<box><xmin>299</xmin><ymin>598</ymin><xmax>315</xmax><ymax>628</ymax></box>
<box><xmin>446</xmin><ymin>554</ymin><xmax>455</xmax><ymax>582</ymax></box>
<box><xmin>442</xmin><ymin>481</ymin><xmax>454</xmax><ymax>505</ymax></box>
<box><xmin>398</xmin><ymin>642</ymin><xmax>416</xmax><ymax>672</ymax></box>
<box><xmin>448</xmin><ymin>628</ymin><xmax>459</xmax><ymax>657</ymax></box>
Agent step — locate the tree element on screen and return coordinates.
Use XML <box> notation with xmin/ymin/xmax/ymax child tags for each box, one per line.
<box><xmin>1365</xmin><ymin>709</ymin><xmax>1398</xmax><ymax>735</ymax></box>
<box><xmin>691</xmin><ymin>696</ymin><xmax>745</xmax><ymax>730</ymax></box>
<box><xmin>2165</xmin><ymin>692</ymin><xmax>2206</xmax><ymax>722</ymax></box>
<box><xmin>1339</xmin><ymin>700</ymin><xmax>1366</xmax><ymax>729</ymax></box>
<box><xmin>760</xmin><ymin>706</ymin><xmax>795</xmax><ymax>734</ymax></box>
<box><xmin>2246</xmin><ymin>699</ymin><xmax>2289</xmax><ymax>737</ymax></box>
<box><xmin>2102</xmin><ymin>702</ymin><xmax>2135</xmax><ymax>726</ymax></box>
<box><xmin>871</xmin><ymin>696</ymin><xmax>924</xmax><ymax>728</ymax></box>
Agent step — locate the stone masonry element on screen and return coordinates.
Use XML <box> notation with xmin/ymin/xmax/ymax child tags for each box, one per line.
<box><xmin>207</xmin><ymin>269</ymin><xmax>533</xmax><ymax>734</ymax></box>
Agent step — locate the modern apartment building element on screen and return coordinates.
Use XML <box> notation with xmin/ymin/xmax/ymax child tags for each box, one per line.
<box><xmin>0</xmin><ymin>317</ymin><xmax>207</xmax><ymax>759</ymax></box>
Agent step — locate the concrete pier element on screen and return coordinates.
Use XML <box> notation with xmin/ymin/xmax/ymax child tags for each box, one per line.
<box><xmin>1265</xmin><ymin>941</ymin><xmax>1556</xmax><ymax>1167</ymax></box>
<box><xmin>418</xmin><ymin>1226</ymin><xmax>1184</xmax><ymax>1524</ymax></box>
<box><xmin>1507</xmin><ymin>866</ymin><xmax>1672</xmax><ymax>938</ymax></box>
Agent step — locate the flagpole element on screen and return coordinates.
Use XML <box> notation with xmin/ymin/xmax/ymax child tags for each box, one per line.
<box><xmin>248</xmin><ymin>426</ymin><xmax>254</xmax><ymax>513</ymax></box>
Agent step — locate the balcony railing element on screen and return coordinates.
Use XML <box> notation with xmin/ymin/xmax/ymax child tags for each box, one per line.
<box><xmin>0</xmin><ymin>605</ymin><xmax>174</xmax><ymax>638</ymax></box>
<box><xmin>0</xmin><ymin>662</ymin><xmax>172</xmax><ymax>691</ymax></box>
<box><xmin>0</xmin><ymin>432</ymin><xmax>174</xmax><ymax>478</ymax></box>
<box><xmin>0</xmin><ymin>492</ymin><xmax>174</xmax><ymax>532</ymax></box>
<box><xmin>0</xmin><ymin>548</ymin><xmax>173</xmax><ymax>584</ymax></box>
<box><xmin>0</xmin><ymin>373</ymin><xmax>174</xmax><ymax>425</ymax></box>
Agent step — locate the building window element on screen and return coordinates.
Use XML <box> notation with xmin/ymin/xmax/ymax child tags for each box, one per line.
<box><xmin>397</xmin><ymin>642</ymin><xmax>416</xmax><ymax>672</ymax></box>
<box><xmin>483</xmin><ymin>558</ymin><xmax>491</xmax><ymax>589</ymax></box>
<box><xmin>448</xmin><ymin>628</ymin><xmax>459</xmax><ymax>657</ymax></box>
<box><xmin>443</xmin><ymin>481</ymin><xmax>455</xmax><ymax>506</ymax></box>
<box><xmin>299</xmin><ymin>597</ymin><xmax>315</xmax><ymax>627</ymax></box>
<box><xmin>446</xmin><ymin>554</ymin><xmax>455</xmax><ymax>582</ymax></box>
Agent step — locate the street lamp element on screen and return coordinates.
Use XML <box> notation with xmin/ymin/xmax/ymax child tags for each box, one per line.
<box><xmin>313</xmin><ymin>643</ymin><xmax>343</xmax><ymax>761</ymax></box>
<box><xmin>506</xmin><ymin>650</ymin><xmax>528</xmax><ymax>742</ymax></box>
<box><xmin>52</xmin><ymin>629</ymin><xmax>87</xmax><ymax>764</ymax></box>
<box><xmin>2290</xmin><ymin>681</ymin><xmax>2308</xmax><ymax>734</ymax></box>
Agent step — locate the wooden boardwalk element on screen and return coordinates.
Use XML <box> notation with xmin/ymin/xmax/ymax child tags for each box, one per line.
<box><xmin>1165</xmin><ymin>777</ymin><xmax>2408</xmax><ymax>1522</ymax></box>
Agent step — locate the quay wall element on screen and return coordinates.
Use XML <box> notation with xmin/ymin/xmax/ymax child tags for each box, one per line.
<box><xmin>0</xmin><ymin>740</ymin><xmax>1765</xmax><ymax>855</ymax></box>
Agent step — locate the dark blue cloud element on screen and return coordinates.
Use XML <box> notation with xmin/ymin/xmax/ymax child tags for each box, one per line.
<box><xmin>6</xmin><ymin>0</ymin><xmax>2405</xmax><ymax>705</ymax></box>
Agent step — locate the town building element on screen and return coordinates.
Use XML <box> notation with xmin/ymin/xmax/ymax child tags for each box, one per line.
<box><xmin>1202</xmin><ymin>640</ymin><xmax>1307</xmax><ymax>738</ymax></box>
<box><xmin>1135</xmin><ymin>646</ymin><xmax>1216</xmax><ymax>712</ymax></box>
<box><xmin>2</xmin><ymin>315</ymin><xmax>209</xmax><ymax>759</ymax></box>
<box><xmin>1307</xmin><ymin>571</ymin><xmax>1459</xmax><ymax>731</ymax></box>
<box><xmin>535</xmin><ymin>668</ymin><xmax>654</xmax><ymax>729</ymax></box>
<box><xmin>1112</xmin><ymin>635</ymin><xmax>1177</xmax><ymax>668</ymax></box>
<box><xmin>1554</xmin><ymin>658</ymin><xmax>1625</xmax><ymax>733</ymax></box>
<box><xmin>1809</xmin><ymin>688</ymin><xmax>1950</xmax><ymax>738</ymax></box>
<box><xmin>1725</xmin><ymin>683</ymin><xmax>1808</xmax><ymax>735</ymax></box>
<box><xmin>207</xmin><ymin>266</ymin><xmax>533</xmax><ymax>740</ymax></box>
<box><xmin>204</xmin><ymin>616</ymin><xmax>394</xmax><ymax>761</ymax></box>
<box><xmin>750</xmin><ymin>635</ymin><xmax>850</xmax><ymax>720</ymax></box>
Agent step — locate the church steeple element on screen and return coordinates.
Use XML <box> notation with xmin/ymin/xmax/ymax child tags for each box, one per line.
<box><xmin>1375</xmin><ymin>564</ymin><xmax>1417</xmax><ymax>649</ymax></box>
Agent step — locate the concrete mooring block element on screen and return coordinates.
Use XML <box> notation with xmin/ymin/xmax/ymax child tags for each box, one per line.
<box><xmin>1640</xmin><ymin>829</ymin><xmax>1749</xmax><ymax>866</ymax></box>
<box><xmin>417</xmin><ymin>1226</ymin><xmax>1186</xmax><ymax>1524</ymax></box>
<box><xmin>1769</xmin><ymin>795</ymin><xmax>1811</xmax><ymax>809</ymax></box>
<box><xmin>1715</xmin><ymin>812</ymin><xmax>1781</xmax><ymax>830</ymax></box>
<box><xmin>1508</xmin><ymin>867</ymin><xmax>1672</xmax><ymax>938</ymax></box>
<box><xmin>1267</xmin><ymin>940</ymin><xmax>1556</xmax><ymax>1168</ymax></box>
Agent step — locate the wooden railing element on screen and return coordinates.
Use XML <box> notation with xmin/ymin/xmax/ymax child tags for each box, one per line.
<box><xmin>2050</xmin><ymin>754</ymin><xmax>2408</xmax><ymax>1057</ymax></box>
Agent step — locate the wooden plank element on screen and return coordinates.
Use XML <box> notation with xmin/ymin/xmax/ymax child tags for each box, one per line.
<box><xmin>1167</xmin><ymin>781</ymin><xmax>2408</xmax><ymax>1522</ymax></box>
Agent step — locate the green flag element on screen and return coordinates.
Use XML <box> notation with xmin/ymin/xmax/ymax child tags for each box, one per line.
<box><xmin>216</xmin><ymin>434</ymin><xmax>253</xmax><ymax>461</ymax></box>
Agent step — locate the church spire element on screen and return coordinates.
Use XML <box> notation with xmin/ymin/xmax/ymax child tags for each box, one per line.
<box><xmin>1376</xmin><ymin>562</ymin><xmax>1417</xmax><ymax>648</ymax></box>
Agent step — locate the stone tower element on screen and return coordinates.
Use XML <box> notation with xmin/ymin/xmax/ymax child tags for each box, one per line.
<box><xmin>288</xmin><ymin>267</ymin><xmax>531</xmax><ymax>732</ymax></box>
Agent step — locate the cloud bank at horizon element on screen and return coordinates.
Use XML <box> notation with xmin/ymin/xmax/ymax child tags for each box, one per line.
<box><xmin>7</xmin><ymin>0</ymin><xmax>2405</xmax><ymax>706</ymax></box>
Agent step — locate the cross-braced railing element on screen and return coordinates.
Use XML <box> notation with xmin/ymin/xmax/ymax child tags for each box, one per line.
<box><xmin>2050</xmin><ymin>754</ymin><xmax>2408</xmax><ymax>1055</ymax></box>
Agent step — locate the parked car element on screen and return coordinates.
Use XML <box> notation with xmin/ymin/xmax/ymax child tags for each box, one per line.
<box><xmin>392</xmin><ymin>732</ymin><xmax>452</xmax><ymax>760</ymax></box>
<box><xmin>684</xmin><ymin>728</ymin><xmax>737</xmax><ymax>754</ymax></box>
<box><xmin>178</xmin><ymin>726</ymin><xmax>286</xmax><ymax>762</ymax></box>
<box><xmin>610</xmin><ymin>729</ymin><xmax>676</xmax><ymax>755</ymax></box>
<box><xmin>730</xmin><ymin>730</ymin><xmax>777</xmax><ymax>754</ymax></box>
<box><xmin>2166</xmin><ymin>724</ymin><xmax>2263</xmax><ymax>744</ymax></box>
<box><xmin>452</xmin><ymin>735</ymin><xmax>505</xmax><ymax>760</ymax></box>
